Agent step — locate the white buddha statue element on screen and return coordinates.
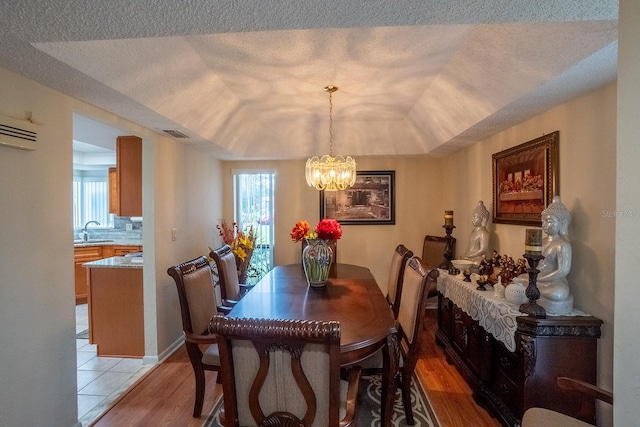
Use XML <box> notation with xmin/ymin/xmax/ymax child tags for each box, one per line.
<box><xmin>537</xmin><ymin>195</ymin><xmax>573</xmax><ymax>314</ymax></box>
<box><xmin>463</xmin><ymin>201</ymin><xmax>490</xmax><ymax>264</ymax></box>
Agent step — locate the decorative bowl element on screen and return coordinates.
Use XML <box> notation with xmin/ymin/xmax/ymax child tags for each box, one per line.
<box><xmin>451</xmin><ymin>259</ymin><xmax>474</xmax><ymax>272</ymax></box>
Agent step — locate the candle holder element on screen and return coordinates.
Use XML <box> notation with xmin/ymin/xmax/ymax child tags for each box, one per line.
<box><xmin>519</xmin><ymin>253</ymin><xmax>546</xmax><ymax>318</ymax></box>
<box><xmin>442</xmin><ymin>224</ymin><xmax>456</xmax><ymax>270</ymax></box>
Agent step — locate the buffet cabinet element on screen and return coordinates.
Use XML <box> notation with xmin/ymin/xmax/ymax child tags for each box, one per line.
<box><xmin>436</xmin><ymin>292</ymin><xmax>603</xmax><ymax>427</ymax></box>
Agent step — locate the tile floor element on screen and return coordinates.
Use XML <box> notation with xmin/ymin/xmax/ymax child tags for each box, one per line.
<box><xmin>76</xmin><ymin>304</ymin><xmax>153</xmax><ymax>426</ymax></box>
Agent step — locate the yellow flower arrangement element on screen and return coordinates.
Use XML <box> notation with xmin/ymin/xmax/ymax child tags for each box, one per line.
<box><xmin>216</xmin><ymin>220</ymin><xmax>256</xmax><ymax>262</ymax></box>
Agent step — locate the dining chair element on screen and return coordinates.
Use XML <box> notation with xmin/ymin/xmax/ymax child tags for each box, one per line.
<box><xmin>210</xmin><ymin>244</ymin><xmax>255</xmax><ymax>303</ymax></box>
<box><xmin>386</xmin><ymin>244</ymin><xmax>413</xmax><ymax>318</ymax></box>
<box><xmin>421</xmin><ymin>234</ymin><xmax>453</xmax><ymax>298</ymax></box>
<box><xmin>421</xmin><ymin>234</ymin><xmax>453</xmax><ymax>270</ymax></box>
<box><xmin>209</xmin><ymin>315</ymin><xmax>362</xmax><ymax>427</ymax></box>
<box><xmin>352</xmin><ymin>256</ymin><xmax>439</xmax><ymax>424</ymax></box>
<box><xmin>522</xmin><ymin>376</ymin><xmax>613</xmax><ymax>427</ymax></box>
<box><xmin>167</xmin><ymin>255</ymin><xmax>227</xmax><ymax>417</ymax></box>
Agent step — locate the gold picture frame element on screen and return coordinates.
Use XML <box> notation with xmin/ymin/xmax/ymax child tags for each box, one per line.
<box><xmin>492</xmin><ymin>131</ymin><xmax>559</xmax><ymax>226</ymax></box>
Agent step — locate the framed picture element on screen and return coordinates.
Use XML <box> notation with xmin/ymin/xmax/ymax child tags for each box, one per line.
<box><xmin>320</xmin><ymin>170</ymin><xmax>395</xmax><ymax>225</ymax></box>
<box><xmin>492</xmin><ymin>131</ymin><xmax>559</xmax><ymax>226</ymax></box>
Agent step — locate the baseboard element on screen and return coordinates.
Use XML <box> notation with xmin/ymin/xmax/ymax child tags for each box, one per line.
<box><xmin>146</xmin><ymin>335</ymin><xmax>184</xmax><ymax>365</ymax></box>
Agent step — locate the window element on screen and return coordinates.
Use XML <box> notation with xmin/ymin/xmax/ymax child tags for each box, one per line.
<box><xmin>72</xmin><ymin>171</ymin><xmax>114</xmax><ymax>229</ymax></box>
<box><xmin>233</xmin><ymin>171</ymin><xmax>275</xmax><ymax>284</ymax></box>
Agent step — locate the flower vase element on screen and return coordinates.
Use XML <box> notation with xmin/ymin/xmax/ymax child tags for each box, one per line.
<box><xmin>302</xmin><ymin>239</ymin><xmax>333</xmax><ymax>287</ymax></box>
<box><xmin>235</xmin><ymin>247</ymin><xmax>253</xmax><ymax>283</ymax></box>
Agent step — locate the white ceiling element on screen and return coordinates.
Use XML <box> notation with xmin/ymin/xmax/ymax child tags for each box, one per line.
<box><xmin>0</xmin><ymin>1</ymin><xmax>618</xmax><ymax>161</ymax></box>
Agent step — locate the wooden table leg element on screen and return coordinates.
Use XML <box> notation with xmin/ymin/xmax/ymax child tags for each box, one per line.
<box><xmin>381</xmin><ymin>333</ymin><xmax>399</xmax><ymax>426</ymax></box>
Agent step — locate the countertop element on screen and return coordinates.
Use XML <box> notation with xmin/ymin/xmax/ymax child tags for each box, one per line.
<box><xmin>83</xmin><ymin>256</ymin><xmax>143</xmax><ymax>269</ymax></box>
<box><xmin>74</xmin><ymin>239</ymin><xmax>143</xmax><ymax>247</ymax></box>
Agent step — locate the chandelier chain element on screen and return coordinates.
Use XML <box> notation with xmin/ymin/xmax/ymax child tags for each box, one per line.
<box><xmin>328</xmin><ymin>90</ymin><xmax>333</xmax><ymax>157</ymax></box>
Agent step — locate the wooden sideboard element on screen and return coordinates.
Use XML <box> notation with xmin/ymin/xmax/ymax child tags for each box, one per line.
<box><xmin>436</xmin><ymin>274</ymin><xmax>602</xmax><ymax>427</ymax></box>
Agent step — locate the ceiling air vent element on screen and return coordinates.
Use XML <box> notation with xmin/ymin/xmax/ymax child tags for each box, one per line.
<box><xmin>161</xmin><ymin>129</ymin><xmax>189</xmax><ymax>139</ymax></box>
<box><xmin>0</xmin><ymin>116</ymin><xmax>38</xmax><ymax>151</ymax></box>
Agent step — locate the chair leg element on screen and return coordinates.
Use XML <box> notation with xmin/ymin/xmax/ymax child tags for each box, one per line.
<box><xmin>193</xmin><ymin>367</ymin><xmax>205</xmax><ymax>417</ymax></box>
<box><xmin>401</xmin><ymin>372</ymin><xmax>415</xmax><ymax>425</ymax></box>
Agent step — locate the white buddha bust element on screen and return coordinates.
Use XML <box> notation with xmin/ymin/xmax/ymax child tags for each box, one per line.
<box><xmin>463</xmin><ymin>201</ymin><xmax>490</xmax><ymax>264</ymax></box>
<box><xmin>537</xmin><ymin>195</ymin><xmax>573</xmax><ymax>314</ymax></box>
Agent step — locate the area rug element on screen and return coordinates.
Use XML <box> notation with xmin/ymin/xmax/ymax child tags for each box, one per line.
<box><xmin>76</xmin><ymin>329</ymin><xmax>89</xmax><ymax>339</ymax></box>
<box><xmin>201</xmin><ymin>374</ymin><xmax>440</xmax><ymax>426</ymax></box>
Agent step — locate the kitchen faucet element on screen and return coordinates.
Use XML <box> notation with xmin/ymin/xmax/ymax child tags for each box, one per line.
<box><xmin>81</xmin><ymin>220</ymin><xmax>101</xmax><ymax>241</ymax></box>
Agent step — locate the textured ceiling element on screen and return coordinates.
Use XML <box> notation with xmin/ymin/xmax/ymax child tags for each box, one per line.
<box><xmin>0</xmin><ymin>1</ymin><xmax>618</xmax><ymax>160</ymax></box>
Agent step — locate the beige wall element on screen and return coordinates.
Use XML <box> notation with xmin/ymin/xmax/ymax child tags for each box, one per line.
<box><xmin>0</xmin><ymin>67</ymin><xmax>78</xmax><ymax>427</ymax></box>
<box><xmin>219</xmin><ymin>157</ymin><xmax>446</xmax><ymax>288</ymax></box>
<box><xmin>442</xmin><ymin>82</ymin><xmax>616</xmax><ymax>426</ymax></box>
<box><xmin>615</xmin><ymin>0</ymin><xmax>640</xmax><ymax>424</ymax></box>
<box><xmin>0</xmin><ymin>66</ymin><xmax>224</xmax><ymax>426</ymax></box>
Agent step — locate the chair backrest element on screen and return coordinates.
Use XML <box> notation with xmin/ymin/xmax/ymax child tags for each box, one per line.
<box><xmin>209</xmin><ymin>316</ymin><xmax>342</xmax><ymax>427</ymax></box>
<box><xmin>386</xmin><ymin>244</ymin><xmax>413</xmax><ymax>318</ymax></box>
<box><xmin>167</xmin><ymin>256</ymin><xmax>218</xmax><ymax>335</ymax></box>
<box><xmin>210</xmin><ymin>244</ymin><xmax>241</xmax><ymax>301</ymax></box>
<box><xmin>396</xmin><ymin>257</ymin><xmax>439</xmax><ymax>369</ymax></box>
<box><xmin>422</xmin><ymin>235</ymin><xmax>454</xmax><ymax>269</ymax></box>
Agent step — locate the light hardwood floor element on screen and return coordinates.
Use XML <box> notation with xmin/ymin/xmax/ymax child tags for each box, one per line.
<box><xmin>90</xmin><ymin>308</ymin><xmax>500</xmax><ymax>427</ymax></box>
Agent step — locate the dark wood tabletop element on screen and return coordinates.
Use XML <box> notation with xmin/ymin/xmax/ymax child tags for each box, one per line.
<box><xmin>228</xmin><ymin>263</ymin><xmax>396</xmax><ymax>365</ymax></box>
<box><xmin>227</xmin><ymin>262</ymin><xmax>398</xmax><ymax>425</ymax></box>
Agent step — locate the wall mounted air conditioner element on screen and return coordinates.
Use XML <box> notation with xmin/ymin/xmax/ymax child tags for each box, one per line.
<box><xmin>0</xmin><ymin>115</ymin><xmax>38</xmax><ymax>151</ymax></box>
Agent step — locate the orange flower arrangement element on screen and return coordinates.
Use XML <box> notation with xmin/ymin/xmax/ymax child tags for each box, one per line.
<box><xmin>291</xmin><ymin>218</ymin><xmax>342</xmax><ymax>242</ymax></box>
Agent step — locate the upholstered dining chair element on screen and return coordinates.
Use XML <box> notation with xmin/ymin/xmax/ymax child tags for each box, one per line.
<box><xmin>351</xmin><ymin>256</ymin><xmax>438</xmax><ymax>424</ymax></box>
<box><xmin>421</xmin><ymin>235</ymin><xmax>453</xmax><ymax>270</ymax></box>
<box><xmin>386</xmin><ymin>244</ymin><xmax>414</xmax><ymax>318</ymax></box>
<box><xmin>210</xmin><ymin>244</ymin><xmax>254</xmax><ymax>303</ymax></box>
<box><xmin>421</xmin><ymin>235</ymin><xmax>453</xmax><ymax>299</ymax></box>
<box><xmin>522</xmin><ymin>376</ymin><xmax>613</xmax><ymax>427</ymax></box>
<box><xmin>209</xmin><ymin>316</ymin><xmax>362</xmax><ymax>427</ymax></box>
<box><xmin>393</xmin><ymin>256</ymin><xmax>439</xmax><ymax>424</ymax></box>
<box><xmin>167</xmin><ymin>255</ymin><xmax>226</xmax><ymax>417</ymax></box>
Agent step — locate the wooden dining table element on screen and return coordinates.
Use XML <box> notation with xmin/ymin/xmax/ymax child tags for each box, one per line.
<box><xmin>228</xmin><ymin>263</ymin><xmax>398</xmax><ymax>426</ymax></box>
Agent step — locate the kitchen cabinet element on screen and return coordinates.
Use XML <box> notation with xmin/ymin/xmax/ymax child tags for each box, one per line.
<box><xmin>108</xmin><ymin>167</ymin><xmax>117</xmax><ymax>214</ymax></box>
<box><xmin>74</xmin><ymin>246</ymin><xmax>103</xmax><ymax>304</ymax></box>
<box><xmin>85</xmin><ymin>258</ymin><xmax>144</xmax><ymax>358</ymax></box>
<box><xmin>102</xmin><ymin>245</ymin><xmax>142</xmax><ymax>258</ymax></box>
<box><xmin>110</xmin><ymin>135</ymin><xmax>142</xmax><ymax>217</ymax></box>
<box><xmin>75</xmin><ymin>244</ymin><xmax>142</xmax><ymax>303</ymax></box>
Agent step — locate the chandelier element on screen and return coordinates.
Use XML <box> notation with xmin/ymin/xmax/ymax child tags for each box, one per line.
<box><xmin>305</xmin><ymin>86</ymin><xmax>357</xmax><ymax>191</ymax></box>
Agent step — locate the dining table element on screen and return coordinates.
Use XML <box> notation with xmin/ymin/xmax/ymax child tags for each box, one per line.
<box><xmin>227</xmin><ymin>262</ymin><xmax>398</xmax><ymax>426</ymax></box>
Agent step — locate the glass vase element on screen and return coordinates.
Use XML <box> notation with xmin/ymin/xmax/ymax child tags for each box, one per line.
<box><xmin>302</xmin><ymin>239</ymin><xmax>333</xmax><ymax>287</ymax></box>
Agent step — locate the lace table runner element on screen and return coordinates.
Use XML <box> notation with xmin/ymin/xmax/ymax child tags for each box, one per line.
<box><xmin>437</xmin><ymin>271</ymin><xmax>588</xmax><ymax>352</ymax></box>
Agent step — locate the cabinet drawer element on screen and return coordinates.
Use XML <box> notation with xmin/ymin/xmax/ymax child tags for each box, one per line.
<box><xmin>74</xmin><ymin>246</ymin><xmax>103</xmax><ymax>260</ymax></box>
<box><xmin>112</xmin><ymin>245</ymin><xmax>142</xmax><ymax>256</ymax></box>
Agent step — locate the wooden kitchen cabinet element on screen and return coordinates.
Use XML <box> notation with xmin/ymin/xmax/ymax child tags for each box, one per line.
<box><xmin>102</xmin><ymin>245</ymin><xmax>142</xmax><ymax>258</ymax></box>
<box><xmin>108</xmin><ymin>167</ymin><xmax>117</xmax><ymax>214</ymax></box>
<box><xmin>87</xmin><ymin>265</ymin><xmax>144</xmax><ymax>358</ymax></box>
<box><xmin>74</xmin><ymin>246</ymin><xmax>103</xmax><ymax>304</ymax></box>
<box><xmin>76</xmin><ymin>245</ymin><xmax>142</xmax><ymax>304</ymax></box>
<box><xmin>110</xmin><ymin>135</ymin><xmax>142</xmax><ymax>217</ymax></box>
